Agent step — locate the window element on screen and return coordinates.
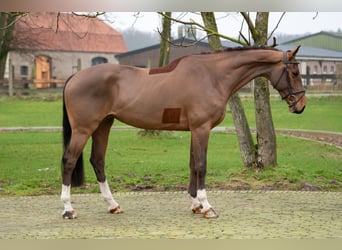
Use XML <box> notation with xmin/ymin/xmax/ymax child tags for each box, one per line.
<box><xmin>313</xmin><ymin>65</ymin><xmax>318</xmax><ymax>74</ymax></box>
<box><xmin>20</xmin><ymin>65</ymin><xmax>28</xmax><ymax>76</ymax></box>
<box><xmin>323</xmin><ymin>65</ymin><xmax>327</xmax><ymax>74</ymax></box>
<box><xmin>91</xmin><ymin>57</ymin><xmax>108</xmax><ymax>66</ymax></box>
<box><xmin>330</xmin><ymin>66</ymin><xmax>335</xmax><ymax>73</ymax></box>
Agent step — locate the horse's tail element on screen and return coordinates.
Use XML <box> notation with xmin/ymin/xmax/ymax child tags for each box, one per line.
<box><xmin>62</xmin><ymin>75</ymin><xmax>84</xmax><ymax>187</ymax></box>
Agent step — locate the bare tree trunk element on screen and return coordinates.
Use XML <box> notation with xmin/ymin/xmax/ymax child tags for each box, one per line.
<box><xmin>253</xmin><ymin>12</ymin><xmax>277</xmax><ymax>166</ymax></box>
<box><xmin>228</xmin><ymin>94</ymin><xmax>257</xmax><ymax>167</ymax></box>
<box><xmin>0</xmin><ymin>13</ymin><xmax>16</xmax><ymax>79</ymax></box>
<box><xmin>142</xmin><ymin>12</ymin><xmax>172</xmax><ymax>137</ymax></box>
<box><xmin>158</xmin><ymin>12</ymin><xmax>171</xmax><ymax>67</ymax></box>
<box><xmin>201</xmin><ymin>12</ymin><xmax>257</xmax><ymax>167</ymax></box>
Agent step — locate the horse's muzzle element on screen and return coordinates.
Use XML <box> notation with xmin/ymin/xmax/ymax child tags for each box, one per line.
<box><xmin>287</xmin><ymin>93</ymin><xmax>306</xmax><ymax>114</ymax></box>
<box><xmin>293</xmin><ymin>105</ymin><xmax>305</xmax><ymax>114</ymax></box>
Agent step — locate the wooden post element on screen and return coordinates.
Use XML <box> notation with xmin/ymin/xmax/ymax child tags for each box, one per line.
<box><xmin>77</xmin><ymin>58</ymin><xmax>81</xmax><ymax>71</ymax></box>
<box><xmin>8</xmin><ymin>59</ymin><xmax>13</xmax><ymax>96</ymax></box>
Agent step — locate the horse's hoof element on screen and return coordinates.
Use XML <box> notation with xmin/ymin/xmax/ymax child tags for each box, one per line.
<box><xmin>63</xmin><ymin>210</ymin><xmax>77</xmax><ymax>219</ymax></box>
<box><xmin>203</xmin><ymin>208</ymin><xmax>219</xmax><ymax>219</ymax></box>
<box><xmin>192</xmin><ymin>206</ymin><xmax>202</xmax><ymax>214</ymax></box>
<box><xmin>109</xmin><ymin>206</ymin><xmax>123</xmax><ymax>214</ymax></box>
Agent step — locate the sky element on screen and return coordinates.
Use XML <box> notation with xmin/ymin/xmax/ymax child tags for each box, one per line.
<box><xmin>108</xmin><ymin>12</ymin><xmax>342</xmax><ymax>37</ymax></box>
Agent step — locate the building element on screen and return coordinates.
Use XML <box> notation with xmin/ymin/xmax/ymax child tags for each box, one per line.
<box><xmin>277</xmin><ymin>45</ymin><xmax>342</xmax><ymax>86</ymax></box>
<box><xmin>116</xmin><ymin>37</ymin><xmax>239</xmax><ymax>68</ymax></box>
<box><xmin>279</xmin><ymin>31</ymin><xmax>342</xmax><ymax>86</ymax></box>
<box><xmin>282</xmin><ymin>31</ymin><xmax>342</xmax><ymax>52</ymax></box>
<box><xmin>117</xmin><ymin>33</ymin><xmax>342</xmax><ymax>88</ymax></box>
<box><xmin>6</xmin><ymin>12</ymin><xmax>127</xmax><ymax>88</ymax></box>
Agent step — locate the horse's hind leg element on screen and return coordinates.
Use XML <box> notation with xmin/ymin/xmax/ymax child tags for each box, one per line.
<box><xmin>90</xmin><ymin>116</ymin><xmax>123</xmax><ymax>214</ymax></box>
<box><xmin>61</xmin><ymin>131</ymin><xmax>90</xmax><ymax>219</ymax></box>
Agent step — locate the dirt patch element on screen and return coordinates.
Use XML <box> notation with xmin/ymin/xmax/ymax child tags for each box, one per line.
<box><xmin>277</xmin><ymin>129</ymin><xmax>342</xmax><ymax>148</ymax></box>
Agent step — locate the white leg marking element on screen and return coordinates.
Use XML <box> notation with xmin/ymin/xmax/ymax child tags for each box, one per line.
<box><xmin>99</xmin><ymin>180</ymin><xmax>119</xmax><ymax>211</ymax></box>
<box><xmin>61</xmin><ymin>184</ymin><xmax>74</xmax><ymax>213</ymax></box>
<box><xmin>190</xmin><ymin>196</ymin><xmax>201</xmax><ymax>210</ymax></box>
<box><xmin>197</xmin><ymin>189</ymin><xmax>212</xmax><ymax>213</ymax></box>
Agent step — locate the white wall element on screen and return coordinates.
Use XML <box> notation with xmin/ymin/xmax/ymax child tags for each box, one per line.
<box><xmin>7</xmin><ymin>50</ymin><xmax>119</xmax><ymax>80</ymax></box>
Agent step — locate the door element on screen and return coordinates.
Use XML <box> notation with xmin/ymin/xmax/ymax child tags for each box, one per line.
<box><xmin>35</xmin><ymin>55</ymin><xmax>51</xmax><ymax>88</ymax></box>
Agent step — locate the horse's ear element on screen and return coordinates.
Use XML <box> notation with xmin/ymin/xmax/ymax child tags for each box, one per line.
<box><xmin>291</xmin><ymin>45</ymin><xmax>301</xmax><ymax>57</ymax></box>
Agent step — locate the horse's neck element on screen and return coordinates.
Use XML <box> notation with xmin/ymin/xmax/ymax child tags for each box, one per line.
<box><xmin>208</xmin><ymin>49</ymin><xmax>282</xmax><ymax>95</ymax></box>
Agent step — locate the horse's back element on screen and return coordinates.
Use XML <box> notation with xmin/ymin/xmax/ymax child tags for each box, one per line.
<box><xmin>65</xmin><ymin>63</ymin><xmax>147</xmax><ymax>102</ymax></box>
<box><xmin>63</xmin><ymin>64</ymin><xmax>135</xmax><ymax>129</ymax></box>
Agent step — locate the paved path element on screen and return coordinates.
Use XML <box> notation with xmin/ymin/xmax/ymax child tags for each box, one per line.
<box><xmin>2</xmin><ymin>126</ymin><xmax>341</xmax><ymax>149</ymax></box>
<box><xmin>0</xmin><ymin>191</ymin><xmax>341</xmax><ymax>239</ymax></box>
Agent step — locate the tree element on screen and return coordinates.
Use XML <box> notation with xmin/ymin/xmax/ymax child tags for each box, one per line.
<box><xmin>201</xmin><ymin>12</ymin><xmax>257</xmax><ymax>167</ymax></box>
<box><xmin>158</xmin><ymin>12</ymin><xmax>171</xmax><ymax>67</ymax></box>
<box><xmin>241</xmin><ymin>12</ymin><xmax>277</xmax><ymax>167</ymax></box>
<box><xmin>0</xmin><ymin>12</ymin><xmax>18</xmax><ymax>79</ymax></box>
<box><xmin>174</xmin><ymin>12</ymin><xmax>278</xmax><ymax>168</ymax></box>
<box><xmin>140</xmin><ymin>12</ymin><xmax>172</xmax><ymax>137</ymax></box>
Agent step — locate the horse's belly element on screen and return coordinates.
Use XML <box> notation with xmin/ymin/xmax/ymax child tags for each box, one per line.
<box><xmin>115</xmin><ymin>107</ymin><xmax>190</xmax><ymax>131</ymax></box>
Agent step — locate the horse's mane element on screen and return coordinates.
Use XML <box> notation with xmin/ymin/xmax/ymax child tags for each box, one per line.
<box><xmin>214</xmin><ymin>46</ymin><xmax>279</xmax><ymax>54</ymax></box>
<box><xmin>148</xmin><ymin>46</ymin><xmax>280</xmax><ymax>75</ymax></box>
<box><xmin>149</xmin><ymin>56</ymin><xmax>188</xmax><ymax>75</ymax></box>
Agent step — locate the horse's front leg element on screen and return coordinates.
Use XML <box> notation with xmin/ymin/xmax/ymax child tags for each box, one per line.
<box><xmin>188</xmin><ymin>127</ymin><xmax>218</xmax><ymax>218</ymax></box>
<box><xmin>98</xmin><ymin>180</ymin><xmax>123</xmax><ymax>214</ymax></box>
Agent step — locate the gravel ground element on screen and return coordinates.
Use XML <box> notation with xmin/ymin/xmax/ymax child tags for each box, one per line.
<box><xmin>0</xmin><ymin>191</ymin><xmax>341</xmax><ymax>239</ymax></box>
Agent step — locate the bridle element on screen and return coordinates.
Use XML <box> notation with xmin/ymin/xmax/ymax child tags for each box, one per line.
<box><xmin>272</xmin><ymin>51</ymin><xmax>306</xmax><ymax>107</ymax></box>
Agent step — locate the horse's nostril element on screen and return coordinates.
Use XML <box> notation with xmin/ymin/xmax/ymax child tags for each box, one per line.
<box><xmin>295</xmin><ymin>105</ymin><xmax>305</xmax><ymax>114</ymax></box>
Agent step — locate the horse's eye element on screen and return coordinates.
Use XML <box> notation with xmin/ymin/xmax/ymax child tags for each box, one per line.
<box><xmin>292</xmin><ymin>71</ymin><xmax>299</xmax><ymax>77</ymax></box>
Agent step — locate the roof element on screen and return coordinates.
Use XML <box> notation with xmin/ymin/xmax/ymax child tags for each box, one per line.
<box><xmin>117</xmin><ymin>36</ymin><xmax>342</xmax><ymax>61</ymax></box>
<box><xmin>283</xmin><ymin>31</ymin><xmax>342</xmax><ymax>44</ymax></box>
<box><xmin>277</xmin><ymin>45</ymin><xmax>342</xmax><ymax>61</ymax></box>
<box><xmin>11</xmin><ymin>12</ymin><xmax>127</xmax><ymax>53</ymax></box>
<box><xmin>282</xmin><ymin>31</ymin><xmax>342</xmax><ymax>52</ymax></box>
<box><xmin>116</xmin><ymin>37</ymin><xmax>240</xmax><ymax>58</ymax></box>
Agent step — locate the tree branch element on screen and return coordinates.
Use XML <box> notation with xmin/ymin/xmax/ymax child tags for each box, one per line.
<box><xmin>0</xmin><ymin>12</ymin><xmax>28</xmax><ymax>30</ymax></box>
<box><xmin>238</xmin><ymin>16</ymin><xmax>250</xmax><ymax>45</ymax></box>
<box><xmin>71</xmin><ymin>12</ymin><xmax>105</xmax><ymax>18</ymax></box>
<box><xmin>157</xmin><ymin>27</ymin><xmax>210</xmax><ymax>47</ymax></box>
<box><xmin>158</xmin><ymin>12</ymin><xmax>248</xmax><ymax>46</ymax></box>
<box><xmin>55</xmin><ymin>12</ymin><xmax>60</xmax><ymax>33</ymax></box>
<box><xmin>267</xmin><ymin>12</ymin><xmax>286</xmax><ymax>41</ymax></box>
<box><xmin>240</xmin><ymin>12</ymin><xmax>258</xmax><ymax>40</ymax></box>
<box><xmin>239</xmin><ymin>32</ymin><xmax>251</xmax><ymax>46</ymax></box>
<box><xmin>313</xmin><ymin>12</ymin><xmax>319</xmax><ymax>20</ymax></box>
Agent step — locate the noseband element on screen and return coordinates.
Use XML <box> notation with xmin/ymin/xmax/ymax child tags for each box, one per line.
<box><xmin>273</xmin><ymin>51</ymin><xmax>305</xmax><ymax>106</ymax></box>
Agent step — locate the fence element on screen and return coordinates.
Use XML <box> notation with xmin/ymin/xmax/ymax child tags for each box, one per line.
<box><xmin>0</xmin><ymin>76</ymin><xmax>341</xmax><ymax>96</ymax></box>
<box><xmin>0</xmin><ymin>78</ymin><xmax>66</xmax><ymax>96</ymax></box>
<box><xmin>302</xmin><ymin>74</ymin><xmax>338</xmax><ymax>86</ymax></box>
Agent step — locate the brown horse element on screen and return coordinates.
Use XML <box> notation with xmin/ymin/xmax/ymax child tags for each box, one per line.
<box><xmin>61</xmin><ymin>46</ymin><xmax>306</xmax><ymax>219</ymax></box>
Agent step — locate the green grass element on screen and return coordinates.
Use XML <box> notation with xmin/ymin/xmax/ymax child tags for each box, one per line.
<box><xmin>0</xmin><ymin>95</ymin><xmax>342</xmax><ymax>132</ymax></box>
<box><xmin>221</xmin><ymin>95</ymin><xmax>342</xmax><ymax>132</ymax></box>
<box><xmin>0</xmin><ymin>97</ymin><xmax>62</xmax><ymax>127</ymax></box>
<box><xmin>0</xmin><ymin>95</ymin><xmax>341</xmax><ymax>196</ymax></box>
<box><xmin>0</xmin><ymin>130</ymin><xmax>341</xmax><ymax>196</ymax></box>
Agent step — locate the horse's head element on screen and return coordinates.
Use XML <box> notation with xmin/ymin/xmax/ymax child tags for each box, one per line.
<box><xmin>270</xmin><ymin>46</ymin><xmax>306</xmax><ymax>114</ymax></box>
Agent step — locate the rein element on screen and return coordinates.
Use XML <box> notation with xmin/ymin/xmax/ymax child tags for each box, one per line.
<box><xmin>272</xmin><ymin>51</ymin><xmax>306</xmax><ymax>104</ymax></box>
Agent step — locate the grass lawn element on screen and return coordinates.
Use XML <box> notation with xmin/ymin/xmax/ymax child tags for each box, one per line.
<box><xmin>221</xmin><ymin>95</ymin><xmax>342</xmax><ymax>132</ymax></box>
<box><xmin>0</xmin><ymin>95</ymin><xmax>341</xmax><ymax>196</ymax></box>
<box><xmin>0</xmin><ymin>130</ymin><xmax>341</xmax><ymax>196</ymax></box>
<box><xmin>0</xmin><ymin>95</ymin><xmax>342</xmax><ymax>132</ymax></box>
